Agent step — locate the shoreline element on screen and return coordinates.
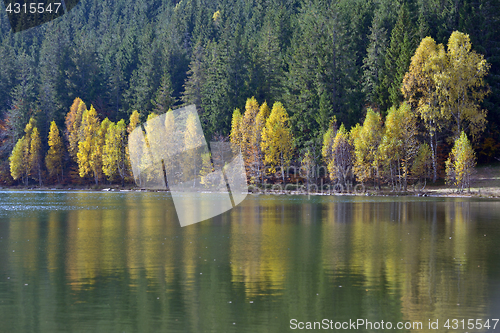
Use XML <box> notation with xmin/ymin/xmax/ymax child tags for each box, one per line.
<box><xmin>1</xmin><ymin>184</ymin><xmax>499</xmax><ymax>199</ymax></box>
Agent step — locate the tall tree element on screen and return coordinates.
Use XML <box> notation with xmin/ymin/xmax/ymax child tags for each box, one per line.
<box><xmin>363</xmin><ymin>10</ymin><xmax>388</xmax><ymax>107</ymax></box>
<box><xmin>352</xmin><ymin>108</ymin><xmax>383</xmax><ymax>187</ymax></box>
<box><xmin>248</xmin><ymin>101</ymin><xmax>270</xmax><ymax>184</ymax></box>
<box><xmin>29</xmin><ymin>127</ymin><xmax>43</xmax><ymax>186</ymax></box>
<box><xmin>435</xmin><ymin>31</ymin><xmax>490</xmax><ymax>140</ymax></box>
<box><xmin>261</xmin><ymin>102</ymin><xmax>294</xmax><ymax>183</ymax></box>
<box><xmin>9</xmin><ymin>137</ymin><xmax>27</xmax><ymax>184</ymax></box>
<box><xmin>378</xmin><ymin>4</ymin><xmax>416</xmax><ymax>112</ymax></box>
<box><xmin>326</xmin><ymin>123</ymin><xmax>353</xmax><ymax>190</ymax></box>
<box><xmin>182</xmin><ymin>40</ymin><xmax>206</xmax><ymax>110</ymax></box>
<box><xmin>402</xmin><ymin>36</ymin><xmax>446</xmax><ymax>182</ymax></box>
<box><xmin>240</xmin><ymin>97</ymin><xmax>260</xmax><ymax>164</ymax></box>
<box><xmin>377</xmin><ymin>102</ymin><xmax>419</xmax><ymax>191</ymax></box>
<box><xmin>229</xmin><ymin>108</ymin><xmax>243</xmax><ymax>153</ymax></box>
<box><xmin>45</xmin><ymin>121</ymin><xmax>64</xmax><ymax>183</ymax></box>
<box><xmin>65</xmin><ymin>98</ymin><xmax>87</xmax><ymax>162</ymax></box>
<box><xmin>77</xmin><ymin>106</ymin><xmax>101</xmax><ymax>184</ymax></box>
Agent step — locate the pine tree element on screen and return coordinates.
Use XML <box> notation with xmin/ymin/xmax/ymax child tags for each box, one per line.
<box><xmin>378</xmin><ymin>4</ymin><xmax>416</xmax><ymax>112</ymax></box>
<box><xmin>182</xmin><ymin>40</ymin><xmax>206</xmax><ymax>110</ymax></box>
<box><xmin>363</xmin><ymin>10</ymin><xmax>388</xmax><ymax>106</ymax></box>
<box><xmin>45</xmin><ymin>121</ymin><xmax>64</xmax><ymax>183</ymax></box>
<box><xmin>8</xmin><ymin>52</ymin><xmax>37</xmax><ymax>142</ymax></box>
<box><xmin>152</xmin><ymin>73</ymin><xmax>177</xmax><ymax>114</ymax></box>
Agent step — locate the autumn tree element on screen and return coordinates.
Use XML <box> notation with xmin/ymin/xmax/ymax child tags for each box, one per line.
<box><xmin>377</xmin><ymin>102</ymin><xmax>419</xmax><ymax>191</ymax></box>
<box><xmin>140</xmin><ymin>113</ymin><xmax>164</xmax><ymax>186</ymax></box>
<box><xmin>229</xmin><ymin>108</ymin><xmax>243</xmax><ymax>153</ymax></box>
<box><xmin>435</xmin><ymin>31</ymin><xmax>490</xmax><ymax>140</ymax></box>
<box><xmin>9</xmin><ymin>118</ymin><xmax>35</xmax><ymax>184</ymax></box>
<box><xmin>402</xmin><ymin>36</ymin><xmax>446</xmax><ymax>182</ymax></box>
<box><xmin>184</xmin><ymin>112</ymin><xmax>204</xmax><ymax>186</ymax></box>
<box><xmin>103</xmin><ymin>119</ymin><xmax>127</xmax><ymax>185</ymax></box>
<box><xmin>446</xmin><ymin>131</ymin><xmax>476</xmax><ymax>192</ymax></box>
<box><xmin>92</xmin><ymin>118</ymin><xmax>111</xmax><ymax>183</ymax></box>
<box><xmin>199</xmin><ymin>152</ymin><xmax>214</xmax><ymax>187</ymax></box>
<box><xmin>249</xmin><ymin>101</ymin><xmax>270</xmax><ymax>184</ymax></box>
<box><xmin>352</xmin><ymin>108</ymin><xmax>383</xmax><ymax>187</ymax></box>
<box><xmin>77</xmin><ymin>106</ymin><xmax>101</xmax><ymax>184</ymax></box>
<box><xmin>45</xmin><ymin>121</ymin><xmax>64</xmax><ymax>182</ymax></box>
<box><xmin>411</xmin><ymin>143</ymin><xmax>432</xmax><ymax>189</ymax></box>
<box><xmin>240</xmin><ymin>97</ymin><xmax>260</xmax><ymax>164</ymax></box>
<box><xmin>261</xmin><ymin>102</ymin><xmax>294</xmax><ymax>183</ymax></box>
<box><xmin>126</xmin><ymin>110</ymin><xmax>141</xmax><ymax>180</ymax></box>
<box><xmin>301</xmin><ymin>149</ymin><xmax>315</xmax><ymax>189</ymax></box>
<box><xmin>9</xmin><ymin>137</ymin><xmax>26</xmax><ymax>184</ymax></box>
<box><xmin>29</xmin><ymin>127</ymin><xmax>42</xmax><ymax>186</ymax></box>
<box><xmin>325</xmin><ymin>124</ymin><xmax>353</xmax><ymax>190</ymax></box>
<box><xmin>321</xmin><ymin>118</ymin><xmax>336</xmax><ymax>173</ymax></box>
<box><xmin>65</xmin><ymin>97</ymin><xmax>87</xmax><ymax>162</ymax></box>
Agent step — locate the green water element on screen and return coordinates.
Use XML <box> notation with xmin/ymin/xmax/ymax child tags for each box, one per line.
<box><xmin>1</xmin><ymin>191</ymin><xmax>500</xmax><ymax>332</ymax></box>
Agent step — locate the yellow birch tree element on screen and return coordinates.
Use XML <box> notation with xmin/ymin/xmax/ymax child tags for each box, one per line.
<box><xmin>261</xmin><ymin>102</ymin><xmax>294</xmax><ymax>183</ymax></box>
<box><xmin>352</xmin><ymin>108</ymin><xmax>382</xmax><ymax>187</ymax></box>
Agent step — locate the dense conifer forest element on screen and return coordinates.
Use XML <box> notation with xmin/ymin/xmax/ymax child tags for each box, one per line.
<box><xmin>0</xmin><ymin>0</ymin><xmax>499</xmax><ymax>188</ymax></box>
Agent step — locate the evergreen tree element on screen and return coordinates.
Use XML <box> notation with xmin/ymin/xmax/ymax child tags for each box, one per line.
<box><xmin>363</xmin><ymin>10</ymin><xmax>388</xmax><ymax>107</ymax></box>
<box><xmin>377</xmin><ymin>4</ymin><xmax>416</xmax><ymax>112</ymax></box>
<box><xmin>152</xmin><ymin>73</ymin><xmax>177</xmax><ymax>114</ymax></box>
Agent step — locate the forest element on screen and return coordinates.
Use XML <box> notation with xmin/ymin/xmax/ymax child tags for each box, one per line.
<box><xmin>0</xmin><ymin>0</ymin><xmax>499</xmax><ymax>190</ymax></box>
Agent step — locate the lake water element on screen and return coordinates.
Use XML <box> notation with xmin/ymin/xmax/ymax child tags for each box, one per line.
<box><xmin>0</xmin><ymin>191</ymin><xmax>500</xmax><ymax>332</ymax></box>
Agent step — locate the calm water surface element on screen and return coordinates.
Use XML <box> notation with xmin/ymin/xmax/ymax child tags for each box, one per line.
<box><xmin>0</xmin><ymin>191</ymin><xmax>500</xmax><ymax>332</ymax></box>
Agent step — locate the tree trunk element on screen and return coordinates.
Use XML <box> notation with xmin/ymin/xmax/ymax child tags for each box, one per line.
<box><xmin>430</xmin><ymin>131</ymin><xmax>437</xmax><ymax>182</ymax></box>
